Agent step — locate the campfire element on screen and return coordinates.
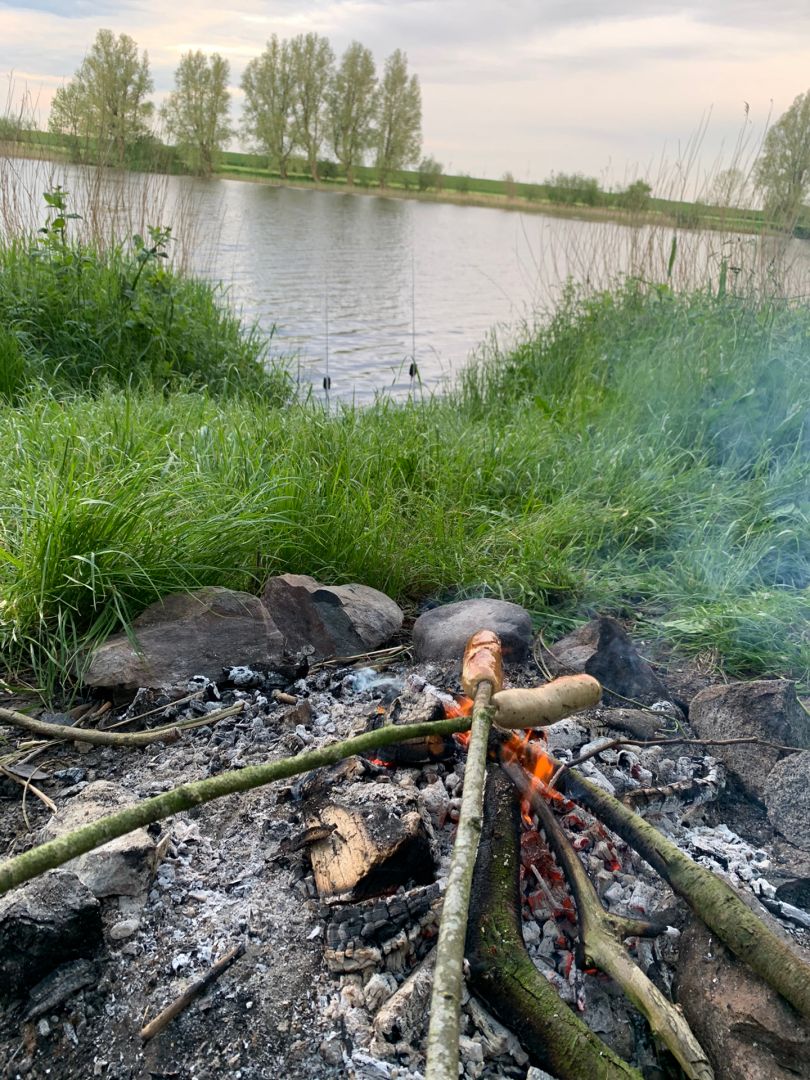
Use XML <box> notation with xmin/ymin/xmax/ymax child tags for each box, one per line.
<box><xmin>1</xmin><ymin>620</ymin><xmax>809</xmax><ymax>1080</ymax></box>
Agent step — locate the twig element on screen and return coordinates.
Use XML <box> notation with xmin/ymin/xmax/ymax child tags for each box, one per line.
<box><xmin>0</xmin><ymin>701</ymin><xmax>244</xmax><ymax>748</ymax></box>
<box><xmin>140</xmin><ymin>941</ymin><xmax>245</xmax><ymax>1040</ymax></box>
<box><xmin>309</xmin><ymin>644</ymin><xmax>409</xmax><ymax>670</ymax></box>
<box><xmin>504</xmin><ymin>756</ymin><xmax>713</xmax><ymax>1079</ymax></box>
<box><xmin>0</xmin><ymin>764</ymin><xmax>57</xmax><ymax>823</ymax></box>
<box><xmin>102</xmin><ymin>691</ymin><xmax>204</xmax><ymax>729</ymax></box>
<box><xmin>0</xmin><ymin>712</ymin><xmax>472</xmax><ymax>897</ymax></box>
<box><xmin>425</xmin><ymin>681</ymin><xmax>494</xmax><ymax>1080</ymax></box>
<box><xmin>548</xmin><ymin>733</ymin><xmax>805</xmax><ymax>791</ymax></box>
<box><xmin>560</xmin><ymin>763</ymin><xmax>810</xmax><ymax>1019</ymax></box>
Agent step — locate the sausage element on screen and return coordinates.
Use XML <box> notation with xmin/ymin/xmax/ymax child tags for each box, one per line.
<box><xmin>491</xmin><ymin>675</ymin><xmax>601</xmax><ymax>729</ymax></box>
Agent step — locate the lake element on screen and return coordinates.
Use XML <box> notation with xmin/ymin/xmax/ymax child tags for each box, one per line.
<box><xmin>3</xmin><ymin>156</ymin><xmax>807</xmax><ymax>400</ymax></box>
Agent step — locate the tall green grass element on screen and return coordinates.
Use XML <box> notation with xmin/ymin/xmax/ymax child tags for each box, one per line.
<box><xmin>0</xmin><ymin>219</ymin><xmax>289</xmax><ymax>401</ymax></box>
<box><xmin>1</xmin><ymin>283</ymin><xmax>807</xmax><ymax>694</ymax></box>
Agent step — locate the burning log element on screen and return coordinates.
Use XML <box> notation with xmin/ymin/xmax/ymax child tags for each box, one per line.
<box><xmin>465</xmin><ymin>768</ymin><xmax>642</xmax><ymax>1079</ymax></box>
<box><xmin>304</xmin><ymin>782</ymin><xmax>434</xmax><ymax>898</ymax></box>
<box><xmin>514</xmin><ymin>738</ymin><xmax>810</xmax><ymax>1020</ymax></box>
<box><xmin>503</xmin><ymin>756</ymin><xmax>714</xmax><ymax>1079</ymax></box>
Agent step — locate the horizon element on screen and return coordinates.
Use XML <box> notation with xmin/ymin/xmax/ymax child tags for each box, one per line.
<box><xmin>1</xmin><ymin>1</ymin><xmax>809</xmax><ymax>194</ymax></box>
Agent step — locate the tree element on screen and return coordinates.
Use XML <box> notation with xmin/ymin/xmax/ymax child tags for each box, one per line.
<box><xmin>709</xmin><ymin>167</ymin><xmax>749</xmax><ymax>208</ymax></box>
<box><xmin>417</xmin><ymin>155</ymin><xmax>443</xmax><ymax>191</ymax></box>
<box><xmin>241</xmin><ymin>36</ymin><xmax>297</xmax><ymax>178</ymax></box>
<box><xmin>289</xmin><ymin>33</ymin><xmax>334</xmax><ymax>182</ymax></box>
<box><xmin>755</xmin><ymin>90</ymin><xmax>810</xmax><ymax>226</ymax></box>
<box><xmin>161</xmin><ymin>51</ymin><xmax>231</xmax><ymax>176</ymax></box>
<box><xmin>48</xmin><ymin>29</ymin><xmax>153</xmax><ymax>164</ymax></box>
<box><xmin>374</xmin><ymin>49</ymin><xmax>421</xmax><ymax>187</ymax></box>
<box><xmin>616</xmin><ymin>179</ymin><xmax>652</xmax><ymax>212</ymax></box>
<box><xmin>328</xmin><ymin>42</ymin><xmax>377</xmax><ymax>184</ymax></box>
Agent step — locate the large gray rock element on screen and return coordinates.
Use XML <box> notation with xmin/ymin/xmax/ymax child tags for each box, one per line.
<box><xmin>84</xmin><ymin>586</ymin><xmax>285</xmax><ymax>691</ymax></box>
<box><xmin>766</xmin><ymin>751</ymin><xmax>810</xmax><ymax>851</ymax></box>
<box><xmin>675</xmin><ymin>913</ymin><xmax>810</xmax><ymax>1079</ymax></box>
<box><xmin>412</xmin><ymin>599</ymin><xmax>532</xmax><ymax>664</ymax></box>
<box><xmin>546</xmin><ymin>617</ymin><xmax>672</xmax><ymax>706</ymax></box>
<box><xmin>261</xmin><ymin>573</ymin><xmax>403</xmax><ymax>659</ymax></box>
<box><xmin>0</xmin><ymin>871</ymin><xmax>101</xmax><ymax>995</ymax></box>
<box><xmin>690</xmin><ymin>680</ymin><xmax>810</xmax><ymax>802</ymax></box>
<box><xmin>42</xmin><ymin>781</ymin><xmax>158</xmax><ymax>898</ymax></box>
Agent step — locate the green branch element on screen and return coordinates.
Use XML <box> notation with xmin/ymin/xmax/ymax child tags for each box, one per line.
<box><xmin>0</xmin><ymin>715</ymin><xmax>470</xmax><ymax>897</ymax></box>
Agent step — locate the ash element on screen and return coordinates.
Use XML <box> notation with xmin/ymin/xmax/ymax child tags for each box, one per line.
<box><xmin>1</xmin><ymin>655</ymin><xmax>808</xmax><ymax>1080</ymax></box>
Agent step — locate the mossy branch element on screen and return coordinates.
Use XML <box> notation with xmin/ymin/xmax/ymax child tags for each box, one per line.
<box><xmin>504</xmin><ymin>757</ymin><xmax>713</xmax><ymax>1079</ymax></box>
<box><xmin>560</xmin><ymin>763</ymin><xmax>810</xmax><ymax>1020</ymax></box>
<box><xmin>0</xmin><ymin>715</ymin><xmax>470</xmax><ymax>897</ymax></box>
<box><xmin>466</xmin><ymin>768</ymin><xmax>642</xmax><ymax>1080</ymax></box>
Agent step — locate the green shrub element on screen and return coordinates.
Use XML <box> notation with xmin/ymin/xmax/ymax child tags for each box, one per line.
<box><xmin>0</xmin><ymin>190</ymin><xmax>290</xmax><ymax>400</ymax></box>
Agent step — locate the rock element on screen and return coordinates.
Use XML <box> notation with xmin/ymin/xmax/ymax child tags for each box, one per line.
<box><xmin>411</xmin><ymin>599</ymin><xmax>532</xmax><ymax>664</ymax></box>
<box><xmin>690</xmin><ymin>681</ymin><xmax>810</xmax><ymax>802</ymax></box>
<box><xmin>765</xmin><ymin>751</ymin><xmax>810</xmax><ymax>851</ymax></box>
<box><xmin>42</xmin><ymin>781</ymin><xmax>158</xmax><ymax>897</ymax></box>
<box><xmin>547</xmin><ymin>617</ymin><xmax>672</xmax><ymax>706</ymax></box>
<box><xmin>675</xmin><ymin>914</ymin><xmax>810</xmax><ymax>1079</ymax></box>
<box><xmin>109</xmin><ymin>917</ymin><xmax>141</xmax><ymax>941</ymax></box>
<box><xmin>261</xmin><ymin>574</ymin><xmax>403</xmax><ymax>658</ymax></box>
<box><xmin>0</xmin><ymin>871</ymin><xmax>101</xmax><ymax>995</ymax></box>
<box><xmin>84</xmin><ymin>587</ymin><xmax>285</xmax><ymax>691</ymax></box>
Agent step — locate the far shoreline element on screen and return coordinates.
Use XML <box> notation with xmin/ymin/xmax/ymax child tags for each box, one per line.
<box><xmin>1</xmin><ymin>140</ymin><xmax>772</xmax><ymax>240</ymax></box>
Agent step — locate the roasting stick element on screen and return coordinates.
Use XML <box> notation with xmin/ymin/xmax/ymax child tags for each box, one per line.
<box><xmin>425</xmin><ymin>632</ymin><xmax>502</xmax><ymax>1080</ymax></box>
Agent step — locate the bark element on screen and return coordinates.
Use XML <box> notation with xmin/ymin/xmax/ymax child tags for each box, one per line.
<box><xmin>425</xmin><ymin>681</ymin><xmax>494</xmax><ymax>1080</ymax></box>
<box><xmin>559</xmin><ymin>764</ymin><xmax>810</xmax><ymax>1020</ymax></box>
<box><xmin>0</xmin><ymin>714</ymin><xmax>471</xmax><ymax>897</ymax></box>
<box><xmin>505</xmin><ymin>758</ymin><xmax>713</xmax><ymax>1080</ymax></box>
<box><xmin>465</xmin><ymin>767</ymin><xmax>642</xmax><ymax>1080</ymax></box>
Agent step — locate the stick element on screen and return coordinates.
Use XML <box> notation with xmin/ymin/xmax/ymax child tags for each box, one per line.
<box><xmin>466</xmin><ymin>768</ymin><xmax>642</xmax><ymax>1079</ymax></box>
<box><xmin>559</xmin><ymin>764</ymin><xmax>810</xmax><ymax>1019</ymax></box>
<box><xmin>548</xmin><ymin>734</ymin><xmax>806</xmax><ymax>790</ymax></box>
<box><xmin>140</xmin><ymin>942</ymin><xmax>245</xmax><ymax>1040</ymax></box>
<box><xmin>0</xmin><ymin>713</ymin><xmax>472</xmax><ymax>897</ymax></box>
<box><xmin>504</xmin><ymin>757</ymin><xmax>714</xmax><ymax>1080</ymax></box>
<box><xmin>425</xmin><ymin>681</ymin><xmax>494</xmax><ymax>1080</ymax></box>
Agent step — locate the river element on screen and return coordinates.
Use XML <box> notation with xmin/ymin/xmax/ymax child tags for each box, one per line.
<box><xmin>3</xmin><ymin>155</ymin><xmax>807</xmax><ymax>401</ymax></box>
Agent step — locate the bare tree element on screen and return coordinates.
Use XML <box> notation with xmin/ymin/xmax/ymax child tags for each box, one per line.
<box><xmin>374</xmin><ymin>50</ymin><xmax>421</xmax><ymax>188</ymax></box>
<box><xmin>241</xmin><ymin>36</ymin><xmax>297</xmax><ymax>179</ymax></box>
<box><xmin>328</xmin><ymin>41</ymin><xmax>377</xmax><ymax>185</ymax></box>
<box><xmin>289</xmin><ymin>33</ymin><xmax>334</xmax><ymax>182</ymax></box>
<box><xmin>48</xmin><ymin>29</ymin><xmax>153</xmax><ymax>165</ymax></box>
<box><xmin>755</xmin><ymin>90</ymin><xmax>810</xmax><ymax>226</ymax></box>
<box><xmin>161</xmin><ymin>52</ymin><xmax>231</xmax><ymax>176</ymax></box>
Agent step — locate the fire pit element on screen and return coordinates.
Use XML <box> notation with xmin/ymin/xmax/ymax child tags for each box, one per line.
<box><xmin>0</xmin><ymin>624</ymin><xmax>809</xmax><ymax>1080</ymax></box>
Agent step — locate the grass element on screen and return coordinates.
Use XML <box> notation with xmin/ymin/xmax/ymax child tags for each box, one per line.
<box><xmin>0</xmin><ymin>274</ymin><xmax>807</xmax><ymax>697</ymax></box>
<box><xmin>0</xmin><ymin>214</ymin><xmax>289</xmax><ymax>401</ymax></box>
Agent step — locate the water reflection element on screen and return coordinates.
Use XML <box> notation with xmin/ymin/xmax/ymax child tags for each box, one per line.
<box><xmin>4</xmin><ymin>156</ymin><xmax>809</xmax><ymax>401</ymax></box>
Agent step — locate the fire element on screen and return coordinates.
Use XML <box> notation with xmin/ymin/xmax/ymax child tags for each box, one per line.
<box><xmin>442</xmin><ymin>695</ymin><xmax>474</xmax><ymax>719</ymax></box>
<box><xmin>501</xmin><ymin>730</ymin><xmax>562</xmax><ymax>821</ymax></box>
<box><xmin>443</xmin><ymin>694</ymin><xmax>475</xmax><ymax>748</ymax></box>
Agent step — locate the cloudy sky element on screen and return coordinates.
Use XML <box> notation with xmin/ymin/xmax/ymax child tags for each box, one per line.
<box><xmin>1</xmin><ymin>0</ymin><xmax>809</xmax><ymax>188</ymax></box>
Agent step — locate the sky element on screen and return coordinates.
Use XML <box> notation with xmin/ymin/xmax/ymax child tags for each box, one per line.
<box><xmin>1</xmin><ymin>0</ymin><xmax>809</xmax><ymax>191</ymax></box>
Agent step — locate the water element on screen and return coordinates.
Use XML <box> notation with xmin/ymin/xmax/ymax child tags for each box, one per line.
<box><xmin>4</xmin><ymin>156</ymin><xmax>808</xmax><ymax>401</ymax></box>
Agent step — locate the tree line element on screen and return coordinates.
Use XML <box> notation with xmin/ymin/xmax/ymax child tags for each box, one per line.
<box><xmin>48</xmin><ymin>29</ymin><xmax>422</xmax><ymax>185</ymax></box>
<box><xmin>43</xmin><ymin>29</ymin><xmax>810</xmax><ymax>229</ymax></box>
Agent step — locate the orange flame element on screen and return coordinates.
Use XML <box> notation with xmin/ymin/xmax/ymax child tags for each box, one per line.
<box><xmin>443</xmin><ymin>695</ymin><xmax>474</xmax><ymax>719</ymax></box>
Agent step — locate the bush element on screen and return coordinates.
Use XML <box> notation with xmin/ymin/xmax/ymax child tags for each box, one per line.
<box><xmin>417</xmin><ymin>156</ymin><xmax>443</xmax><ymax>192</ymax></box>
<box><xmin>545</xmin><ymin>172</ymin><xmax>602</xmax><ymax>206</ymax></box>
<box><xmin>617</xmin><ymin>179</ymin><xmax>652</xmax><ymax>212</ymax></box>
<box><xmin>0</xmin><ymin>190</ymin><xmax>291</xmax><ymax>400</ymax></box>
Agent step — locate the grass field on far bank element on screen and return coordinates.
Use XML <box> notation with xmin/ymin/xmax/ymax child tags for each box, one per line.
<box><xmin>0</xmin><ymin>232</ymin><xmax>807</xmax><ymax>698</ymax></box>
<box><xmin>2</xmin><ymin>129</ymin><xmax>801</xmax><ymax>238</ymax></box>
